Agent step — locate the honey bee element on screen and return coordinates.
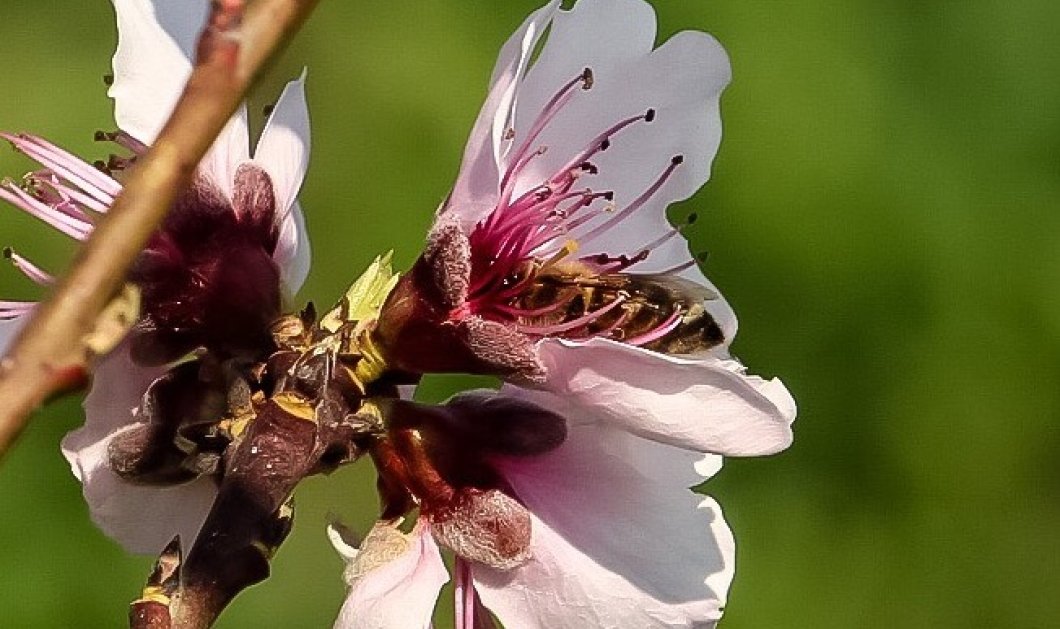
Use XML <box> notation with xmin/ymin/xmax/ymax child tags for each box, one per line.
<box><xmin>506</xmin><ymin>259</ymin><xmax>725</xmax><ymax>354</ymax></box>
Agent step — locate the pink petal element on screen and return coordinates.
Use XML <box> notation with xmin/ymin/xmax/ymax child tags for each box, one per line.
<box><xmin>534</xmin><ymin>337</ymin><xmax>796</xmax><ymax>456</ymax></box>
<box><xmin>60</xmin><ymin>344</ymin><xmax>216</xmax><ymax>554</ymax></box>
<box><xmin>253</xmin><ymin>71</ymin><xmax>311</xmax><ymax>225</ymax></box>
<box><xmin>446</xmin><ymin>0</ymin><xmax>560</xmax><ymax>229</ymax></box>
<box><xmin>474</xmin><ymin>418</ymin><xmax>735</xmax><ymax>628</ymax></box>
<box><xmin>333</xmin><ymin>521</ymin><xmax>449</xmax><ymax>629</ymax></box>
<box><xmin>109</xmin><ymin>0</ymin><xmax>207</xmax><ymax>143</ymax></box>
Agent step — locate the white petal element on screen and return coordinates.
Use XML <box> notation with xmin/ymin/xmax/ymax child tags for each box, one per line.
<box><xmin>574</xmin><ymin>28</ymin><xmax>730</xmax><ymax>268</ymax></box>
<box><xmin>533</xmin><ymin>337</ymin><xmax>796</xmax><ymax>456</ymax></box>
<box><xmin>694</xmin><ymin>453</ymin><xmax>724</xmax><ymax>479</ymax></box>
<box><xmin>199</xmin><ymin>104</ymin><xmax>251</xmax><ymax>200</ymax></box>
<box><xmin>334</xmin><ymin>522</ymin><xmax>449</xmax><ymax>629</ymax></box>
<box><xmin>446</xmin><ymin>0</ymin><xmax>560</xmax><ymax>228</ymax></box>
<box><xmin>109</xmin><ymin>0</ymin><xmax>207</xmax><ymax>144</ymax></box>
<box><xmin>253</xmin><ymin>71</ymin><xmax>311</xmax><ymax>221</ymax></box>
<box><xmin>327</xmin><ymin>523</ymin><xmax>360</xmax><ymax>562</ymax></box>
<box><xmin>253</xmin><ymin>73</ymin><xmax>312</xmax><ymax>297</ymax></box>
<box><xmin>475</xmin><ymin>420</ymin><xmax>734</xmax><ymax>628</ymax></box>
<box><xmin>0</xmin><ymin>314</ymin><xmax>28</xmax><ymax>357</ymax></box>
<box><xmin>110</xmin><ymin>0</ymin><xmax>255</xmax><ymax>195</ymax></box>
<box><xmin>502</xmin><ymin>0</ymin><xmax>734</xmax><ymax>339</ymax></box>
<box><xmin>60</xmin><ymin>345</ymin><xmax>216</xmax><ymax>554</ymax></box>
<box><xmin>517</xmin><ymin>24</ymin><xmax>731</xmax><ymax>266</ymax></box>
<box><xmin>515</xmin><ymin>0</ymin><xmax>658</xmax><ymax>127</ymax></box>
<box><xmin>274</xmin><ymin>199</ymin><xmax>312</xmax><ymax>297</ymax></box>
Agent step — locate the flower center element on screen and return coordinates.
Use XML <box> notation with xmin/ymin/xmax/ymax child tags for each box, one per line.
<box><xmin>0</xmin><ymin>133</ymin><xmax>286</xmax><ymax>361</ymax></box>
<box><xmin>131</xmin><ymin>167</ymin><xmax>282</xmax><ymax>363</ymax></box>
<box><xmin>460</xmin><ymin>69</ymin><xmax>723</xmax><ymax>353</ymax></box>
<box><xmin>367</xmin><ymin>395</ymin><xmax>563</xmax><ymax>569</ymax></box>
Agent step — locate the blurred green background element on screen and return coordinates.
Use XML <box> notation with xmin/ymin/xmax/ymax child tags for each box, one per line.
<box><xmin>2</xmin><ymin>0</ymin><xmax>1059</xmax><ymax>627</ymax></box>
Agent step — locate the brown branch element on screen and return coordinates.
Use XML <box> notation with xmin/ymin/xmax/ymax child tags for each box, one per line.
<box><xmin>129</xmin><ymin>394</ymin><xmax>370</xmax><ymax>629</ymax></box>
<box><xmin>130</xmin><ymin>537</ymin><xmax>183</xmax><ymax>629</ymax></box>
<box><xmin>120</xmin><ymin>309</ymin><xmax>383</xmax><ymax>628</ymax></box>
<box><xmin>170</xmin><ymin>398</ymin><xmax>309</xmax><ymax>628</ymax></box>
<box><xmin>0</xmin><ymin>0</ymin><xmax>321</xmax><ymax>460</ymax></box>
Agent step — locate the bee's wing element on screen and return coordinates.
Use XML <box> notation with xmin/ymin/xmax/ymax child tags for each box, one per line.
<box><xmin>629</xmin><ymin>273</ymin><xmax>720</xmax><ymax>305</ymax></box>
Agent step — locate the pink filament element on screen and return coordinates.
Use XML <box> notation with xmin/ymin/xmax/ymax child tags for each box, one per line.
<box><xmin>490</xmin><ymin>296</ymin><xmax>573</xmax><ymax>319</ymax></box>
<box><xmin>0</xmin><ymin>184</ymin><xmax>91</xmax><ymax>240</ymax></box>
<box><xmin>2</xmin><ymin>133</ymin><xmax>120</xmax><ymax>202</ymax></box>
<box><xmin>657</xmin><ymin>258</ymin><xmax>698</xmax><ymax>276</ymax></box>
<box><xmin>547</xmin><ymin>110</ymin><xmax>654</xmax><ymax>189</ymax></box>
<box><xmin>636</xmin><ymin>226</ymin><xmax>682</xmax><ymax>254</ymax></box>
<box><xmin>461</xmin><ymin>73</ymin><xmax>704</xmax><ymax>351</ymax></box>
<box><xmin>575</xmin><ymin>155</ymin><xmax>683</xmax><ymax>247</ymax></box>
<box><xmin>625</xmin><ymin>307</ymin><xmax>685</xmax><ymax>346</ymax></box>
<box><xmin>500</xmin><ymin>68</ymin><xmax>591</xmax><ymax>193</ymax></box>
<box><xmin>595</xmin><ymin>308</ymin><xmax>633</xmax><ymax>339</ymax></box>
<box><xmin>5</xmin><ymin>250</ymin><xmax>53</xmax><ymax>286</ymax></box>
<box><xmin>0</xmin><ymin>300</ymin><xmax>36</xmax><ymax>319</ymax></box>
<box><xmin>98</xmin><ymin>129</ymin><xmax>147</xmax><ymax>154</ymax></box>
<box><xmin>454</xmin><ymin>557</ymin><xmax>475</xmax><ymax>629</ymax></box>
<box><xmin>30</xmin><ymin>173</ymin><xmax>105</xmax><ymax>218</ymax></box>
<box><xmin>516</xmin><ymin>294</ymin><xmax>627</xmax><ymax>336</ymax></box>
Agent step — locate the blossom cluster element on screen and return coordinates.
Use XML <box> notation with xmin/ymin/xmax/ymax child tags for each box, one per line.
<box><xmin>0</xmin><ymin>0</ymin><xmax>795</xmax><ymax>627</ymax></box>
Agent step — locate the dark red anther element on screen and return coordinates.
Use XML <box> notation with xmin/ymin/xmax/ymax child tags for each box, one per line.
<box><xmin>580</xmin><ymin>67</ymin><xmax>594</xmax><ymax>89</ymax></box>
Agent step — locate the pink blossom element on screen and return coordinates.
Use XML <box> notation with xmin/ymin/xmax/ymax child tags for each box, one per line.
<box><xmin>332</xmin><ymin>385</ymin><xmax>742</xmax><ymax>629</ymax></box>
<box><xmin>373</xmin><ymin>0</ymin><xmax>794</xmax><ymax>456</ymax></box>
<box><xmin>0</xmin><ymin>0</ymin><xmax>312</xmax><ymax>554</ymax></box>
<box><xmin>330</xmin><ymin>520</ymin><xmax>450</xmax><ymax>629</ymax></box>
<box><xmin>337</xmin><ymin>0</ymin><xmax>797</xmax><ymax>625</ymax></box>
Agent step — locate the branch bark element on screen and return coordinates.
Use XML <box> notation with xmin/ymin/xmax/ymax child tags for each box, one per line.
<box><xmin>0</xmin><ymin>0</ymin><xmax>320</xmax><ymax>460</ymax></box>
<box><xmin>127</xmin><ymin>394</ymin><xmax>370</xmax><ymax>629</ymax></box>
<box><xmin>130</xmin><ymin>537</ymin><xmax>183</xmax><ymax>629</ymax></box>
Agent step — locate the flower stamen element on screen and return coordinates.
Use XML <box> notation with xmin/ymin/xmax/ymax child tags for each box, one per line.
<box><xmin>657</xmin><ymin>258</ymin><xmax>699</xmax><ymax>276</ymax></box>
<box><xmin>0</xmin><ymin>300</ymin><xmax>35</xmax><ymax>319</ymax></box>
<box><xmin>515</xmin><ymin>292</ymin><xmax>628</xmax><ymax>336</ymax></box>
<box><xmin>576</xmin><ymin>154</ymin><xmax>684</xmax><ymax>248</ymax></box>
<box><xmin>501</xmin><ymin>67</ymin><xmax>594</xmax><ymax>193</ymax></box>
<box><xmin>3</xmin><ymin>247</ymin><xmax>53</xmax><ymax>286</ymax></box>
<box><xmin>547</xmin><ymin>108</ymin><xmax>656</xmax><ymax>191</ymax></box>
<box><xmin>3</xmin><ymin>133</ymin><xmax>121</xmax><ymax>201</ymax></box>
<box><xmin>94</xmin><ymin>129</ymin><xmax>148</xmax><ymax>155</ymax></box>
<box><xmin>30</xmin><ymin>173</ymin><xmax>108</xmax><ymax>217</ymax></box>
<box><xmin>0</xmin><ymin>181</ymin><xmax>92</xmax><ymax>239</ymax></box>
<box><xmin>624</xmin><ymin>306</ymin><xmax>685</xmax><ymax>346</ymax></box>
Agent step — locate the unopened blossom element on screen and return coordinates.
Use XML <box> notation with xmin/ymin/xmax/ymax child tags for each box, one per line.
<box><xmin>0</xmin><ymin>0</ymin><xmax>311</xmax><ymax>553</ymax></box>
<box><xmin>339</xmin><ymin>0</ymin><xmax>797</xmax><ymax>626</ymax></box>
